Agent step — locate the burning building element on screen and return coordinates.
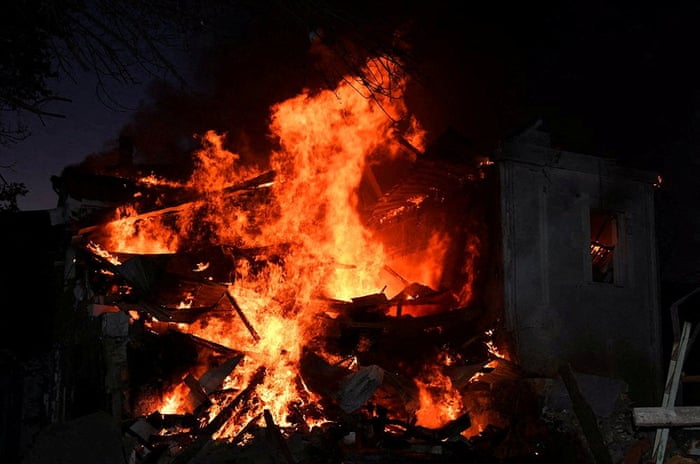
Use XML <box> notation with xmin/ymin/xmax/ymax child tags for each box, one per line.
<box><xmin>7</xmin><ymin>55</ymin><xmax>665</xmax><ymax>464</ymax></box>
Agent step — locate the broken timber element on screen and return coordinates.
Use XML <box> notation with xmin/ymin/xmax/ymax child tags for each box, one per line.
<box><xmin>226</xmin><ymin>291</ymin><xmax>260</xmax><ymax>343</ymax></box>
<box><xmin>264</xmin><ymin>409</ymin><xmax>296</xmax><ymax>464</ymax></box>
<box><xmin>559</xmin><ymin>363</ymin><xmax>613</xmax><ymax>464</ymax></box>
<box><xmin>633</xmin><ymin>406</ymin><xmax>700</xmax><ymax>427</ymax></box>
<box><xmin>172</xmin><ymin>366</ymin><xmax>267</xmax><ymax>464</ymax></box>
<box><xmin>74</xmin><ymin>169</ymin><xmax>276</xmax><ymax>237</ymax></box>
<box><xmin>637</xmin><ymin>320</ymin><xmax>692</xmax><ymax>464</ymax></box>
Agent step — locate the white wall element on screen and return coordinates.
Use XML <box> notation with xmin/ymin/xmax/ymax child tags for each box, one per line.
<box><xmin>497</xmin><ymin>130</ymin><xmax>663</xmax><ymax>404</ymax></box>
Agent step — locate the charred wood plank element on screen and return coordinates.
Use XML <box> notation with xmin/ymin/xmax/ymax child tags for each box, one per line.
<box><xmin>351</xmin><ymin>293</ymin><xmax>389</xmax><ymax>307</ymax></box>
<box><xmin>559</xmin><ymin>363</ymin><xmax>613</xmax><ymax>464</ymax></box>
<box><xmin>201</xmin><ymin>366</ymin><xmax>266</xmax><ymax>436</ymax></box>
<box><xmin>434</xmin><ymin>412</ymin><xmax>472</xmax><ymax>440</ymax></box>
<box><xmin>324</xmin><ymin>306</ymin><xmax>487</xmax><ymax>375</ymax></box>
<box><xmin>76</xmin><ymin>202</ymin><xmax>194</xmax><ymax>236</ymax></box>
<box><xmin>399</xmin><ymin>417</ymin><xmax>472</xmax><ymax>444</ymax></box>
<box><xmin>118</xmin><ymin>300</ymin><xmax>173</xmax><ymax>322</ymax></box>
<box><xmin>444</xmin><ymin>363</ymin><xmax>489</xmax><ymax>390</ymax></box>
<box><xmin>185</xmin><ymin>333</ymin><xmax>245</xmax><ymax>358</ymax></box>
<box><xmin>226</xmin><ymin>290</ymin><xmax>260</xmax><ymax>343</ymax></box>
<box><xmin>632</xmin><ymin>406</ymin><xmax>700</xmax><ymax>427</ymax></box>
<box><xmin>377</xmin><ymin>370</ymin><xmax>420</xmax><ymax>418</ymax></box>
<box><xmin>144</xmin><ymin>324</ymin><xmax>245</xmax><ymax>359</ymax></box>
<box><xmin>145</xmin><ymin>412</ymin><xmax>199</xmax><ymax>430</ymax></box>
<box><xmin>129</xmin><ymin>302</ymin><xmax>219</xmax><ymax>323</ymax></box>
<box><xmin>148</xmin><ymin>431</ymin><xmax>196</xmax><ymax>447</ymax></box>
<box><xmin>75</xmin><ymin>170</ymin><xmax>277</xmax><ymax>237</ymax></box>
<box><xmin>222</xmin><ymin>169</ymin><xmax>276</xmax><ymax>193</ymax></box>
<box><xmin>172</xmin><ymin>366</ymin><xmax>266</xmax><ymax>464</ymax></box>
<box><xmin>469</xmin><ymin>358</ymin><xmax>525</xmax><ymax>385</ymax></box>
<box><xmin>299</xmin><ymin>350</ymin><xmax>352</xmax><ymax>402</ymax></box>
<box><xmin>232</xmin><ymin>412</ymin><xmax>264</xmax><ymax>446</ymax></box>
<box><xmin>336</xmin><ymin>365</ymin><xmax>384</xmax><ymax>413</ymax></box>
<box><xmin>336</xmin><ymin>306</ymin><xmax>483</xmax><ymax>333</ymax></box>
<box><xmin>127</xmin><ymin>418</ymin><xmax>159</xmax><ymax>444</ymax></box>
<box><xmin>383</xmin><ymin>265</ymin><xmax>410</xmax><ymax>286</ymax></box>
<box><xmin>368</xmin><ymin>411</ymin><xmax>470</xmax><ymax>445</ymax></box>
<box><xmin>184</xmin><ymin>373</ymin><xmax>210</xmax><ymax>408</ymax></box>
<box><xmin>264</xmin><ymin>409</ymin><xmax>296</xmax><ymax>464</ymax></box>
<box><xmin>199</xmin><ymin>356</ymin><xmax>243</xmax><ymax>394</ymax></box>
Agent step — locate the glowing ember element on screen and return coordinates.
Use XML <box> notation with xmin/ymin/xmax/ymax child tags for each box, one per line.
<box><xmin>485</xmin><ymin>328</ymin><xmax>509</xmax><ymax>360</ymax></box>
<box><xmin>193</xmin><ymin>262</ymin><xmax>209</xmax><ymax>272</ymax></box>
<box><xmin>86</xmin><ymin>240</ymin><xmax>121</xmax><ymax>265</ymax></box>
<box><xmin>176</xmin><ymin>293</ymin><xmax>194</xmax><ymax>309</ymax></box>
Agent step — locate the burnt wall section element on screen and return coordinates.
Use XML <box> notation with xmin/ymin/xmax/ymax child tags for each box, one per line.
<box><xmin>495</xmin><ymin>128</ymin><xmax>663</xmax><ymax>404</ymax></box>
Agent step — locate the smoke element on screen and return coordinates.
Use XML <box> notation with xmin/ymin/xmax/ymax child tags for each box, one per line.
<box><xmin>65</xmin><ymin>2</ymin><xmax>529</xmax><ymax>182</ymax></box>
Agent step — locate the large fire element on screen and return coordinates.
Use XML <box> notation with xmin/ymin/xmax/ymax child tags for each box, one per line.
<box><xmin>85</xmin><ymin>57</ymin><xmax>501</xmax><ymax>443</ymax></box>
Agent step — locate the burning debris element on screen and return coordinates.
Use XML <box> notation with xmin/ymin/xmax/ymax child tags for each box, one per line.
<box><xmin>45</xmin><ymin>57</ymin><xmax>601</xmax><ymax>463</ymax></box>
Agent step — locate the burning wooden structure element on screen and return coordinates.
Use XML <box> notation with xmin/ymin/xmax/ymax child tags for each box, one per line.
<box><xmin>16</xmin><ymin>58</ymin><xmax>664</xmax><ymax>463</ymax></box>
<box><xmin>57</xmin><ymin>138</ymin><xmax>525</xmax><ymax>462</ymax></box>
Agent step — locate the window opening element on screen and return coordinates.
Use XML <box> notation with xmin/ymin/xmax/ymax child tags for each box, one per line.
<box><xmin>590</xmin><ymin>210</ymin><xmax>617</xmax><ymax>283</ymax></box>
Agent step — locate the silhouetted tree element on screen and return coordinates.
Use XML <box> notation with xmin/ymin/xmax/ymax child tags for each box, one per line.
<box><xmin>0</xmin><ymin>0</ymin><xmax>248</xmax><ymax>146</ymax></box>
<box><xmin>0</xmin><ymin>1</ymin><xmax>429</xmax><ymax>147</ymax></box>
<box><xmin>0</xmin><ymin>173</ymin><xmax>28</xmax><ymax>211</ymax></box>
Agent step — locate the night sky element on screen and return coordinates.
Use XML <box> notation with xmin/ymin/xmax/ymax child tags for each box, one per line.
<box><xmin>2</xmin><ymin>2</ymin><xmax>700</xmax><ymax>225</ymax></box>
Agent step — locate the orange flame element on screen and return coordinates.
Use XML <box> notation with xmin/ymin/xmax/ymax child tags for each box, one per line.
<box><xmin>414</xmin><ymin>366</ymin><xmax>463</xmax><ymax>429</ymax></box>
<box><xmin>102</xmin><ymin>204</ymin><xmax>180</xmax><ymax>254</ymax></box>
<box><xmin>97</xmin><ymin>56</ymin><xmax>497</xmax><ymax>435</ymax></box>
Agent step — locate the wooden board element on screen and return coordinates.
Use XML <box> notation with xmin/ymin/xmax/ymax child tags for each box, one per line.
<box><xmin>633</xmin><ymin>406</ymin><xmax>700</xmax><ymax>427</ymax></box>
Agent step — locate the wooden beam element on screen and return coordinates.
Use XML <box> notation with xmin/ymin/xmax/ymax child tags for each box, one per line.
<box><xmin>558</xmin><ymin>363</ymin><xmax>613</xmax><ymax>464</ymax></box>
<box><xmin>633</xmin><ymin>406</ymin><xmax>700</xmax><ymax>427</ymax></box>
<box><xmin>651</xmin><ymin>321</ymin><xmax>692</xmax><ymax>464</ymax></box>
<box><xmin>226</xmin><ymin>291</ymin><xmax>260</xmax><ymax>343</ymax></box>
<box><xmin>75</xmin><ymin>169</ymin><xmax>276</xmax><ymax>237</ymax></box>
<box><xmin>264</xmin><ymin>409</ymin><xmax>296</xmax><ymax>464</ymax></box>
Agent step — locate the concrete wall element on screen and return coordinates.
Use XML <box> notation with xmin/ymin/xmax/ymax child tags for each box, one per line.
<box><xmin>496</xmin><ymin>129</ymin><xmax>663</xmax><ymax>404</ymax></box>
